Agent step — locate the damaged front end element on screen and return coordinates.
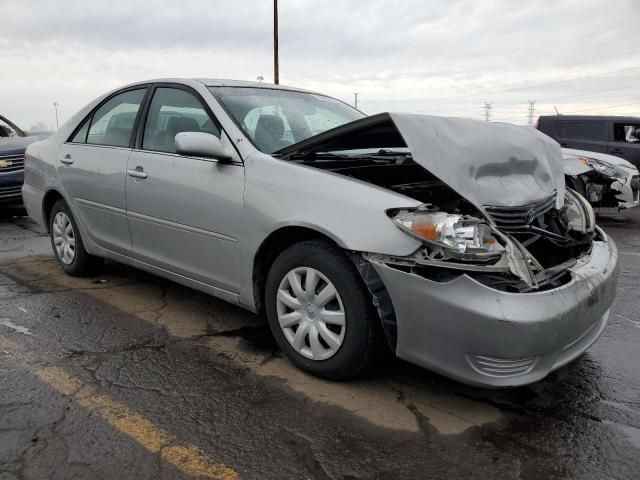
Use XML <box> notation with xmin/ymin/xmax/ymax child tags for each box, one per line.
<box><xmin>563</xmin><ymin>149</ymin><xmax>640</xmax><ymax>209</ymax></box>
<box><xmin>370</xmin><ymin>186</ymin><xmax>596</xmax><ymax>293</ymax></box>
<box><xmin>277</xmin><ymin>113</ymin><xmax>601</xmax><ymax>294</ymax></box>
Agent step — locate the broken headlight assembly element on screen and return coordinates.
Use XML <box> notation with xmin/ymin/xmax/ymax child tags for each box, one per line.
<box><xmin>388</xmin><ymin>208</ymin><xmax>505</xmax><ymax>259</ymax></box>
<box><xmin>563</xmin><ymin>188</ymin><xmax>596</xmax><ymax>234</ymax></box>
<box><xmin>578</xmin><ymin>155</ymin><xmax>617</xmax><ymax>177</ymax></box>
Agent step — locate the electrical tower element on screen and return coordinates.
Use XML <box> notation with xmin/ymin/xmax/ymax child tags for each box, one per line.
<box><xmin>483</xmin><ymin>102</ymin><xmax>492</xmax><ymax>122</ymax></box>
<box><xmin>527</xmin><ymin>100</ymin><xmax>536</xmax><ymax>125</ymax></box>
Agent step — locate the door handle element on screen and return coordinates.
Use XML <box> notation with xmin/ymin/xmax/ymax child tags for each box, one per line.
<box><xmin>127</xmin><ymin>166</ymin><xmax>148</xmax><ymax>179</ymax></box>
<box><xmin>610</xmin><ymin>149</ymin><xmax>625</xmax><ymax>153</ymax></box>
<box><xmin>560</xmin><ymin>143</ymin><xmax>569</xmax><ymax>147</ymax></box>
<box><xmin>60</xmin><ymin>154</ymin><xmax>74</xmax><ymax>165</ymax></box>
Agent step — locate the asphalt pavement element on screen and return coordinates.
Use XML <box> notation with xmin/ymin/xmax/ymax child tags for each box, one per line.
<box><xmin>0</xmin><ymin>206</ymin><xmax>639</xmax><ymax>480</ymax></box>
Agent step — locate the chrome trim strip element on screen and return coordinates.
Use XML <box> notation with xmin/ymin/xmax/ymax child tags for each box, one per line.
<box><xmin>76</xmin><ymin>198</ymin><xmax>127</xmax><ymax>216</ymax></box>
<box><xmin>126</xmin><ymin>210</ymin><xmax>238</xmax><ymax>243</ymax></box>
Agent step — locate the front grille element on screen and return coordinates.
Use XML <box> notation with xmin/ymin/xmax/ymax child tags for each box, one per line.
<box><xmin>484</xmin><ymin>193</ymin><xmax>557</xmax><ymax>231</ymax></box>
<box><xmin>467</xmin><ymin>354</ymin><xmax>538</xmax><ymax>377</ymax></box>
<box><xmin>0</xmin><ymin>154</ymin><xmax>25</xmax><ymax>173</ymax></box>
<box><xmin>0</xmin><ymin>185</ymin><xmax>22</xmax><ymax>199</ymax></box>
<box><xmin>631</xmin><ymin>175</ymin><xmax>640</xmax><ymax>191</ymax></box>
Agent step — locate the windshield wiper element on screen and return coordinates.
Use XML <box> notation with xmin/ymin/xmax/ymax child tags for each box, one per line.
<box><xmin>281</xmin><ymin>152</ymin><xmax>353</xmax><ymax>162</ymax></box>
<box><xmin>374</xmin><ymin>149</ymin><xmax>412</xmax><ymax>156</ymax></box>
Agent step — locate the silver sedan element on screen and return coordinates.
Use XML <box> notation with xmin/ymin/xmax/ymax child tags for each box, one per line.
<box><xmin>23</xmin><ymin>79</ymin><xmax>619</xmax><ymax>387</ymax></box>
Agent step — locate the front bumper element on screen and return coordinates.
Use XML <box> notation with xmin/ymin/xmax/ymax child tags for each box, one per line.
<box><xmin>613</xmin><ymin>174</ymin><xmax>640</xmax><ymax>209</ymax></box>
<box><xmin>371</xmin><ymin>233</ymin><xmax>619</xmax><ymax>387</ymax></box>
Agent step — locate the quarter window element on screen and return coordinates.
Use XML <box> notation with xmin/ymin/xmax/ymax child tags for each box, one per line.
<box><xmin>70</xmin><ymin>118</ymin><xmax>90</xmax><ymax>143</ymax></box>
<box><xmin>142</xmin><ymin>88</ymin><xmax>220</xmax><ymax>154</ymax></box>
<box><xmin>553</xmin><ymin>121</ymin><xmax>606</xmax><ymax>141</ymax></box>
<box><xmin>86</xmin><ymin>89</ymin><xmax>146</xmax><ymax>147</ymax></box>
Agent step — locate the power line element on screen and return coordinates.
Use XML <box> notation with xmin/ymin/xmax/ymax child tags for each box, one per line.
<box><xmin>494</xmin><ymin>84</ymin><xmax>636</xmax><ymax>108</ymax></box>
<box><xmin>360</xmin><ymin>83</ymin><xmax>637</xmax><ymax>117</ymax></box>
<box><xmin>358</xmin><ymin>64</ymin><xmax>640</xmax><ymax>103</ymax></box>
<box><xmin>565</xmin><ymin>102</ymin><xmax>640</xmax><ymax>114</ymax></box>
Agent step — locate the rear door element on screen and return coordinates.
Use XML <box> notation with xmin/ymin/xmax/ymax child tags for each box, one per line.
<box><xmin>553</xmin><ymin>120</ymin><xmax>608</xmax><ymax>153</ymax></box>
<box><xmin>125</xmin><ymin>85</ymin><xmax>244</xmax><ymax>295</ymax></box>
<box><xmin>608</xmin><ymin>121</ymin><xmax>640</xmax><ymax>169</ymax></box>
<box><xmin>57</xmin><ymin>87</ymin><xmax>148</xmax><ymax>255</ymax></box>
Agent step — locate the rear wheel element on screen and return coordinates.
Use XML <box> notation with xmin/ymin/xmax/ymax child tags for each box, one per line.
<box><xmin>49</xmin><ymin>199</ymin><xmax>102</xmax><ymax>276</ymax></box>
<box><xmin>265</xmin><ymin>240</ymin><xmax>381</xmax><ymax>380</ymax></box>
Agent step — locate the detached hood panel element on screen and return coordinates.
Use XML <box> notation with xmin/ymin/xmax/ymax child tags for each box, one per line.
<box><xmin>277</xmin><ymin>113</ymin><xmax>565</xmax><ymax>212</ymax></box>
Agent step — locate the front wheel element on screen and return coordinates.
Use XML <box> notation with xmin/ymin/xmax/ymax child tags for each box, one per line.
<box><xmin>49</xmin><ymin>199</ymin><xmax>102</xmax><ymax>276</ymax></box>
<box><xmin>265</xmin><ymin>240</ymin><xmax>381</xmax><ymax>380</ymax></box>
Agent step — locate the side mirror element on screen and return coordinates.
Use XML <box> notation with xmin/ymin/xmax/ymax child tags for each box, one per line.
<box><xmin>175</xmin><ymin>132</ymin><xmax>233</xmax><ymax>162</ymax></box>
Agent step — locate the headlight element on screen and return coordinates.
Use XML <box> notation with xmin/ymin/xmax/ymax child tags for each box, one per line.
<box><xmin>390</xmin><ymin>209</ymin><xmax>504</xmax><ymax>256</ymax></box>
<box><xmin>578</xmin><ymin>155</ymin><xmax>617</xmax><ymax>177</ymax></box>
<box><xmin>564</xmin><ymin>188</ymin><xmax>595</xmax><ymax>233</ymax></box>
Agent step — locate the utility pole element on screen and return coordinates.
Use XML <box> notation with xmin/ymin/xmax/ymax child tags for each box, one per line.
<box><xmin>483</xmin><ymin>102</ymin><xmax>492</xmax><ymax>122</ymax></box>
<box><xmin>273</xmin><ymin>0</ymin><xmax>279</xmax><ymax>84</ymax></box>
<box><xmin>53</xmin><ymin>102</ymin><xmax>59</xmax><ymax>129</ymax></box>
<box><xmin>527</xmin><ymin>100</ymin><xmax>536</xmax><ymax>125</ymax></box>
<box><xmin>354</xmin><ymin>93</ymin><xmax>359</xmax><ymax>109</ymax></box>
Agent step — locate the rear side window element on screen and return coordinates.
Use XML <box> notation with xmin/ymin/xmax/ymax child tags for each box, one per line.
<box><xmin>553</xmin><ymin>121</ymin><xmax>606</xmax><ymax>141</ymax></box>
<box><xmin>86</xmin><ymin>89</ymin><xmax>146</xmax><ymax>147</ymax></box>
<box><xmin>613</xmin><ymin>123</ymin><xmax>640</xmax><ymax>143</ymax></box>
<box><xmin>142</xmin><ymin>88</ymin><xmax>220</xmax><ymax>154</ymax></box>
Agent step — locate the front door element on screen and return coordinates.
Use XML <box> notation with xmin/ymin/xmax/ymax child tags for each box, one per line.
<box><xmin>125</xmin><ymin>86</ymin><xmax>244</xmax><ymax>294</ymax></box>
<box><xmin>57</xmin><ymin>88</ymin><xmax>148</xmax><ymax>255</ymax></box>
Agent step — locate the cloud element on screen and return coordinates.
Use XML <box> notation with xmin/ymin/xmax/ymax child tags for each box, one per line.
<box><xmin>1</xmin><ymin>0</ymin><xmax>639</xmax><ymax>127</ymax></box>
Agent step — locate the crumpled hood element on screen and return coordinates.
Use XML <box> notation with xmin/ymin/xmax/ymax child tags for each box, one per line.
<box><xmin>277</xmin><ymin>113</ymin><xmax>565</xmax><ymax>213</ymax></box>
<box><xmin>389</xmin><ymin>114</ymin><xmax>565</xmax><ymax>211</ymax></box>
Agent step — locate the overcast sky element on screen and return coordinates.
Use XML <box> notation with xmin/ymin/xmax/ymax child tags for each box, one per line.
<box><xmin>1</xmin><ymin>0</ymin><xmax>639</xmax><ymax>129</ymax></box>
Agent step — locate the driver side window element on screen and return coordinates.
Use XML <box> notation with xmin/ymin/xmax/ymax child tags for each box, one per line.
<box><xmin>143</xmin><ymin>88</ymin><xmax>220</xmax><ymax>154</ymax></box>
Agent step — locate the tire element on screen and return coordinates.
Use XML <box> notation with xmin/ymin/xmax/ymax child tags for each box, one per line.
<box><xmin>265</xmin><ymin>240</ymin><xmax>382</xmax><ymax>380</ymax></box>
<box><xmin>49</xmin><ymin>199</ymin><xmax>102</xmax><ymax>276</ymax></box>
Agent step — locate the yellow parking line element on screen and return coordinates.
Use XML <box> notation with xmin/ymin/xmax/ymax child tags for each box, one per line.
<box><xmin>36</xmin><ymin>367</ymin><xmax>239</xmax><ymax>480</ymax></box>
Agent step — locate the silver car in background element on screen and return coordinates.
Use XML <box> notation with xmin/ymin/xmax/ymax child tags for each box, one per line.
<box><xmin>563</xmin><ymin>148</ymin><xmax>640</xmax><ymax>209</ymax></box>
<box><xmin>23</xmin><ymin>79</ymin><xmax>619</xmax><ymax>387</ymax></box>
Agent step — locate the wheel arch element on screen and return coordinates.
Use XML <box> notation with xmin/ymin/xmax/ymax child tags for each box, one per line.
<box><xmin>252</xmin><ymin>226</ymin><xmax>342</xmax><ymax>315</ymax></box>
<box><xmin>251</xmin><ymin>225</ymin><xmax>398</xmax><ymax>352</ymax></box>
<box><xmin>41</xmin><ymin>189</ymin><xmax>65</xmax><ymax>232</ymax></box>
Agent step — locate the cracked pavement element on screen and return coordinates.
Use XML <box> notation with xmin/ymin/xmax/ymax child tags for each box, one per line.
<box><xmin>0</xmin><ymin>207</ymin><xmax>639</xmax><ymax>479</ymax></box>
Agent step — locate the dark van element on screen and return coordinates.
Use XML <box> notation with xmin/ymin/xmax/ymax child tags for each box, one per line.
<box><xmin>536</xmin><ymin>115</ymin><xmax>640</xmax><ymax>169</ymax></box>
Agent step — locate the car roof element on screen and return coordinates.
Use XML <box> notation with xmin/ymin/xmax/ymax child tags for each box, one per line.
<box><xmin>538</xmin><ymin>114</ymin><xmax>640</xmax><ymax>122</ymax></box>
<box><xmin>117</xmin><ymin>78</ymin><xmax>318</xmax><ymax>95</ymax></box>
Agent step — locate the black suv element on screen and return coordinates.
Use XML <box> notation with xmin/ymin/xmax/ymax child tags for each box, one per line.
<box><xmin>536</xmin><ymin>115</ymin><xmax>640</xmax><ymax>169</ymax></box>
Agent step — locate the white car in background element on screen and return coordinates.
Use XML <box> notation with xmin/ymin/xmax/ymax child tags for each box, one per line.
<box><xmin>563</xmin><ymin>148</ymin><xmax>640</xmax><ymax>209</ymax></box>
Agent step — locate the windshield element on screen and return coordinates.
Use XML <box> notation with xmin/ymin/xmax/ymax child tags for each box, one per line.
<box><xmin>210</xmin><ymin>87</ymin><xmax>364</xmax><ymax>154</ymax></box>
